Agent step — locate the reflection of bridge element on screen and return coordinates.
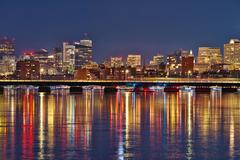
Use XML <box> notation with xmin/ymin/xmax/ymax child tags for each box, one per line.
<box><xmin>1</xmin><ymin>78</ymin><xmax>240</xmax><ymax>93</ymax></box>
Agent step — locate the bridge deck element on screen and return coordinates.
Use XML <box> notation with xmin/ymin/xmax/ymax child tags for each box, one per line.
<box><xmin>0</xmin><ymin>78</ymin><xmax>239</xmax><ymax>86</ymax></box>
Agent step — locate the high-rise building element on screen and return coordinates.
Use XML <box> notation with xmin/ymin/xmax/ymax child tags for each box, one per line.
<box><xmin>166</xmin><ymin>49</ymin><xmax>194</xmax><ymax>76</ymax></box>
<box><xmin>197</xmin><ymin>47</ymin><xmax>222</xmax><ymax>65</ymax></box>
<box><xmin>53</xmin><ymin>47</ymin><xmax>63</xmax><ymax>72</ymax></box>
<box><xmin>0</xmin><ymin>37</ymin><xmax>15</xmax><ymax>55</ymax></box>
<box><xmin>110</xmin><ymin>57</ymin><xmax>123</xmax><ymax>68</ymax></box>
<box><xmin>166</xmin><ymin>51</ymin><xmax>182</xmax><ymax>76</ymax></box>
<box><xmin>0</xmin><ymin>54</ymin><xmax>16</xmax><ymax>76</ymax></box>
<box><xmin>150</xmin><ymin>55</ymin><xmax>164</xmax><ymax>65</ymax></box>
<box><xmin>181</xmin><ymin>51</ymin><xmax>194</xmax><ymax>76</ymax></box>
<box><xmin>74</xmin><ymin>38</ymin><xmax>93</xmax><ymax>70</ymax></box>
<box><xmin>63</xmin><ymin>42</ymin><xmax>75</xmax><ymax>73</ymax></box>
<box><xmin>224</xmin><ymin>39</ymin><xmax>240</xmax><ymax>69</ymax></box>
<box><xmin>127</xmin><ymin>54</ymin><xmax>141</xmax><ymax>67</ymax></box>
<box><xmin>15</xmin><ymin>59</ymin><xmax>40</xmax><ymax>80</ymax></box>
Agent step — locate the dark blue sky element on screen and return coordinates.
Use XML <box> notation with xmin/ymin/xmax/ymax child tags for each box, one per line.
<box><xmin>1</xmin><ymin>0</ymin><xmax>240</xmax><ymax>62</ymax></box>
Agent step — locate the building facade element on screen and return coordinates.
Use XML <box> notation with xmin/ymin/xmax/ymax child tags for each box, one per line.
<box><xmin>15</xmin><ymin>60</ymin><xmax>40</xmax><ymax>80</ymax></box>
<box><xmin>127</xmin><ymin>54</ymin><xmax>141</xmax><ymax>67</ymax></box>
<box><xmin>197</xmin><ymin>47</ymin><xmax>222</xmax><ymax>65</ymax></box>
<box><xmin>110</xmin><ymin>57</ymin><xmax>123</xmax><ymax>68</ymax></box>
<box><xmin>74</xmin><ymin>39</ymin><xmax>93</xmax><ymax>70</ymax></box>
<box><xmin>0</xmin><ymin>37</ymin><xmax>15</xmax><ymax>55</ymax></box>
<box><xmin>150</xmin><ymin>55</ymin><xmax>165</xmax><ymax>65</ymax></box>
<box><xmin>224</xmin><ymin>39</ymin><xmax>240</xmax><ymax>70</ymax></box>
<box><xmin>63</xmin><ymin>42</ymin><xmax>75</xmax><ymax>73</ymax></box>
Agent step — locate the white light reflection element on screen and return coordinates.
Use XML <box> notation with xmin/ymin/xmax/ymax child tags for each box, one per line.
<box><xmin>38</xmin><ymin>92</ymin><xmax>44</xmax><ymax>159</ymax></box>
<box><xmin>229</xmin><ymin>113</ymin><xmax>235</xmax><ymax>159</ymax></box>
<box><xmin>186</xmin><ymin>91</ymin><xmax>193</xmax><ymax>160</ymax></box>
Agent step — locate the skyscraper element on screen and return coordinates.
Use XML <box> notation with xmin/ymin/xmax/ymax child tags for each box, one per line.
<box><xmin>181</xmin><ymin>51</ymin><xmax>194</xmax><ymax>76</ymax></box>
<box><xmin>0</xmin><ymin>37</ymin><xmax>15</xmax><ymax>55</ymax></box>
<box><xmin>150</xmin><ymin>55</ymin><xmax>165</xmax><ymax>65</ymax></box>
<box><xmin>74</xmin><ymin>38</ymin><xmax>93</xmax><ymax>70</ymax></box>
<box><xmin>224</xmin><ymin>39</ymin><xmax>240</xmax><ymax>69</ymax></box>
<box><xmin>110</xmin><ymin>57</ymin><xmax>123</xmax><ymax>68</ymax></box>
<box><xmin>127</xmin><ymin>54</ymin><xmax>141</xmax><ymax>67</ymax></box>
<box><xmin>53</xmin><ymin>47</ymin><xmax>63</xmax><ymax>72</ymax></box>
<box><xmin>63</xmin><ymin>42</ymin><xmax>75</xmax><ymax>73</ymax></box>
<box><xmin>197</xmin><ymin>47</ymin><xmax>222</xmax><ymax>65</ymax></box>
<box><xmin>0</xmin><ymin>37</ymin><xmax>16</xmax><ymax>75</ymax></box>
<box><xmin>166</xmin><ymin>49</ymin><xmax>192</xmax><ymax>76</ymax></box>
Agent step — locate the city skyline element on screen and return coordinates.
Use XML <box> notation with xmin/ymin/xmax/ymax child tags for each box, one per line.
<box><xmin>1</xmin><ymin>0</ymin><xmax>240</xmax><ymax>61</ymax></box>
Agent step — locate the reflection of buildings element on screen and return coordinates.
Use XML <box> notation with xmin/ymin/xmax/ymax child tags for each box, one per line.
<box><xmin>1</xmin><ymin>88</ymin><xmax>240</xmax><ymax>159</ymax></box>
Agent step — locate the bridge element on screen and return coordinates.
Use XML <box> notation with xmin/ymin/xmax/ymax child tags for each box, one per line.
<box><xmin>0</xmin><ymin>78</ymin><xmax>239</xmax><ymax>86</ymax></box>
<box><xmin>1</xmin><ymin>78</ymin><xmax>240</xmax><ymax>93</ymax></box>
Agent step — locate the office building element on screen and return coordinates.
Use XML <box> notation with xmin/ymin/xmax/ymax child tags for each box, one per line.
<box><xmin>63</xmin><ymin>42</ymin><xmax>75</xmax><ymax>73</ymax></box>
<box><xmin>197</xmin><ymin>47</ymin><xmax>222</xmax><ymax>65</ymax></box>
<box><xmin>53</xmin><ymin>47</ymin><xmax>63</xmax><ymax>72</ymax></box>
<box><xmin>74</xmin><ymin>38</ymin><xmax>93</xmax><ymax>69</ymax></box>
<box><xmin>0</xmin><ymin>37</ymin><xmax>15</xmax><ymax>55</ymax></box>
<box><xmin>150</xmin><ymin>54</ymin><xmax>165</xmax><ymax>65</ymax></box>
<box><xmin>111</xmin><ymin>56</ymin><xmax>123</xmax><ymax>68</ymax></box>
<box><xmin>15</xmin><ymin>59</ymin><xmax>40</xmax><ymax>80</ymax></box>
<box><xmin>127</xmin><ymin>54</ymin><xmax>141</xmax><ymax>67</ymax></box>
<box><xmin>0</xmin><ymin>54</ymin><xmax>16</xmax><ymax>76</ymax></box>
<box><xmin>181</xmin><ymin>51</ymin><xmax>194</xmax><ymax>76</ymax></box>
<box><xmin>224</xmin><ymin>39</ymin><xmax>240</xmax><ymax>69</ymax></box>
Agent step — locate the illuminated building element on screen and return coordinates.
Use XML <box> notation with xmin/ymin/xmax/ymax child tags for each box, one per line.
<box><xmin>63</xmin><ymin>42</ymin><xmax>75</xmax><ymax>73</ymax></box>
<box><xmin>74</xmin><ymin>38</ymin><xmax>93</xmax><ymax>70</ymax></box>
<box><xmin>166</xmin><ymin>51</ymin><xmax>181</xmax><ymax>76</ymax></box>
<box><xmin>181</xmin><ymin>51</ymin><xmax>194</xmax><ymax>76</ymax></box>
<box><xmin>15</xmin><ymin>59</ymin><xmax>40</xmax><ymax>80</ymax></box>
<box><xmin>0</xmin><ymin>54</ymin><xmax>16</xmax><ymax>76</ymax></box>
<box><xmin>19</xmin><ymin>49</ymin><xmax>58</xmax><ymax>77</ymax></box>
<box><xmin>0</xmin><ymin>37</ymin><xmax>15</xmax><ymax>55</ymax></box>
<box><xmin>197</xmin><ymin>47</ymin><xmax>222</xmax><ymax>65</ymax></box>
<box><xmin>224</xmin><ymin>39</ymin><xmax>240</xmax><ymax>70</ymax></box>
<box><xmin>53</xmin><ymin>47</ymin><xmax>63</xmax><ymax>72</ymax></box>
<box><xmin>166</xmin><ymin>49</ymin><xmax>194</xmax><ymax>77</ymax></box>
<box><xmin>196</xmin><ymin>47</ymin><xmax>222</xmax><ymax>72</ymax></box>
<box><xmin>103</xmin><ymin>58</ymin><xmax>111</xmax><ymax>68</ymax></box>
<box><xmin>127</xmin><ymin>54</ymin><xmax>141</xmax><ymax>67</ymax></box>
<box><xmin>110</xmin><ymin>56</ymin><xmax>123</xmax><ymax>68</ymax></box>
<box><xmin>147</xmin><ymin>54</ymin><xmax>166</xmax><ymax>77</ymax></box>
<box><xmin>27</xmin><ymin>49</ymin><xmax>57</xmax><ymax>76</ymax></box>
<box><xmin>150</xmin><ymin>54</ymin><xmax>164</xmax><ymax>65</ymax></box>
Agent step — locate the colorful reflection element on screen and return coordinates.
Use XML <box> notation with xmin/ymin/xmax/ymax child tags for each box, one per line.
<box><xmin>0</xmin><ymin>89</ymin><xmax>239</xmax><ymax>159</ymax></box>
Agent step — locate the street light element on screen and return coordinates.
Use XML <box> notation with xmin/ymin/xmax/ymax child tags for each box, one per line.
<box><xmin>125</xmin><ymin>69</ymin><xmax>129</xmax><ymax>80</ymax></box>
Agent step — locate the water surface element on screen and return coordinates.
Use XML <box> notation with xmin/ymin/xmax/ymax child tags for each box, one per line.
<box><xmin>0</xmin><ymin>89</ymin><xmax>240</xmax><ymax>159</ymax></box>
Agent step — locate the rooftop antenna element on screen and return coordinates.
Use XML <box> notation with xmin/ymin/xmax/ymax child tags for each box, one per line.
<box><xmin>83</xmin><ymin>33</ymin><xmax>89</xmax><ymax>39</ymax></box>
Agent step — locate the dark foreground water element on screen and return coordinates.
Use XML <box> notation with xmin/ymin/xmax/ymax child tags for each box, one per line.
<box><xmin>0</xmin><ymin>89</ymin><xmax>240</xmax><ymax>159</ymax></box>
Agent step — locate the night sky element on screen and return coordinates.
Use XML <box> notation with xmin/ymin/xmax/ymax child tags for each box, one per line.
<box><xmin>1</xmin><ymin>0</ymin><xmax>240</xmax><ymax>62</ymax></box>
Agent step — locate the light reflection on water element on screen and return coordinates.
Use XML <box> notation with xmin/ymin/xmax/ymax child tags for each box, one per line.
<box><xmin>0</xmin><ymin>89</ymin><xmax>240</xmax><ymax>159</ymax></box>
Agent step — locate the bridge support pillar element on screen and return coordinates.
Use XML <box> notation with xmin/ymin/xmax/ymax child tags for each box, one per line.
<box><xmin>0</xmin><ymin>86</ymin><xmax>4</xmax><ymax>94</ymax></box>
<box><xmin>195</xmin><ymin>87</ymin><xmax>210</xmax><ymax>93</ymax></box>
<box><xmin>104</xmin><ymin>86</ymin><xmax>118</xmax><ymax>93</ymax></box>
<box><xmin>222</xmin><ymin>88</ymin><xmax>237</xmax><ymax>92</ymax></box>
<box><xmin>164</xmin><ymin>86</ymin><xmax>179</xmax><ymax>92</ymax></box>
<box><xmin>38</xmin><ymin>86</ymin><xmax>51</xmax><ymax>94</ymax></box>
<box><xmin>70</xmin><ymin>86</ymin><xmax>83</xmax><ymax>94</ymax></box>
